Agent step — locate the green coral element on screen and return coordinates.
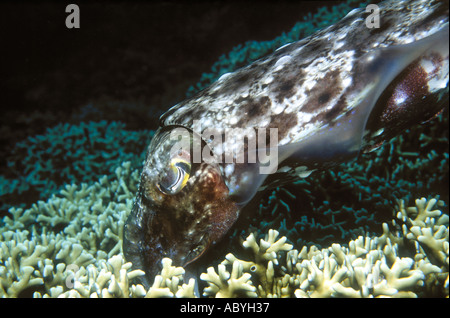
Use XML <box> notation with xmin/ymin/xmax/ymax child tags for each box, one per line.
<box><xmin>1</xmin><ymin>120</ymin><xmax>153</xmax><ymax>211</ymax></box>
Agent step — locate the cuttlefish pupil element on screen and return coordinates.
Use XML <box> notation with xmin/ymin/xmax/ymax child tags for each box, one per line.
<box><xmin>157</xmin><ymin>158</ymin><xmax>191</xmax><ymax>195</ymax></box>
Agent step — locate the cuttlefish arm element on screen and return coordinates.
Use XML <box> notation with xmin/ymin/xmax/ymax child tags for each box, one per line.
<box><xmin>124</xmin><ymin>0</ymin><xmax>449</xmax><ymax>287</ymax></box>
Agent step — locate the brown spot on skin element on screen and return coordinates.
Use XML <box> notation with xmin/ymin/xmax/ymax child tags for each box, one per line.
<box><xmin>318</xmin><ymin>92</ymin><xmax>331</xmax><ymax>104</ymax></box>
<box><xmin>325</xmin><ymin>95</ymin><xmax>348</xmax><ymax>122</ymax></box>
<box><xmin>234</xmin><ymin>72</ymin><xmax>251</xmax><ymax>85</ymax></box>
<box><xmin>247</xmin><ymin>96</ymin><xmax>271</xmax><ymax>117</ymax></box>
<box><xmin>236</xmin><ymin>96</ymin><xmax>272</xmax><ymax>127</ymax></box>
<box><xmin>369</xmin><ymin>18</ymin><xmax>393</xmax><ymax>35</ymax></box>
<box><xmin>234</xmin><ymin>95</ymin><xmax>249</xmax><ymax>104</ymax></box>
<box><xmin>310</xmin><ymin>94</ymin><xmax>348</xmax><ymax>127</ymax></box>
<box><xmin>272</xmin><ymin>72</ymin><xmax>302</xmax><ymax>103</ymax></box>
<box><xmin>303</xmin><ymin>38</ymin><xmax>325</xmax><ymax>55</ymax></box>
<box><xmin>302</xmin><ymin>70</ymin><xmax>343</xmax><ymax>113</ymax></box>
<box><xmin>269</xmin><ymin>111</ymin><xmax>298</xmax><ymax>140</ymax></box>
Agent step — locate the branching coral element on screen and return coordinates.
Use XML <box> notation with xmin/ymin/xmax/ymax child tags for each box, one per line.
<box><xmin>200</xmin><ymin>261</ymin><xmax>257</xmax><ymax>298</ymax></box>
<box><xmin>0</xmin><ymin>161</ymin><xmax>140</xmax><ymax>297</ymax></box>
<box><xmin>219</xmin><ymin>230</ymin><xmax>292</xmax><ymax>297</ymax></box>
<box><xmin>1</xmin><ymin>162</ymin><xmax>447</xmax><ymax>299</ymax></box>
<box><xmin>0</xmin><ymin>159</ymin><xmax>200</xmax><ymax>298</ymax></box>
<box><xmin>291</xmin><ymin>197</ymin><xmax>447</xmax><ymax>298</ymax></box>
<box><xmin>144</xmin><ymin>258</ymin><xmax>196</xmax><ymax>298</ymax></box>
<box><xmin>1</xmin><ymin>120</ymin><xmax>153</xmax><ymax>211</ymax></box>
<box><xmin>33</xmin><ymin>254</ymin><xmax>146</xmax><ymax>298</ymax></box>
<box><xmin>1</xmin><ymin>161</ymin><xmax>138</xmax><ymax>254</ymax></box>
<box><xmin>393</xmin><ymin>197</ymin><xmax>449</xmax><ymax>293</ymax></box>
<box><xmin>198</xmin><ymin>197</ymin><xmax>448</xmax><ymax>298</ymax></box>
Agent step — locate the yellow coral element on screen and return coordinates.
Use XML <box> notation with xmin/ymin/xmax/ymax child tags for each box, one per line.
<box><xmin>145</xmin><ymin>258</ymin><xmax>196</xmax><ymax>298</ymax></box>
<box><xmin>201</xmin><ymin>261</ymin><xmax>257</xmax><ymax>297</ymax></box>
<box><xmin>205</xmin><ymin>197</ymin><xmax>448</xmax><ymax>298</ymax></box>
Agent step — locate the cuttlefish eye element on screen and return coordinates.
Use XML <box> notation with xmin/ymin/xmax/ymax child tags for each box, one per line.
<box><xmin>157</xmin><ymin>157</ymin><xmax>191</xmax><ymax>195</ymax></box>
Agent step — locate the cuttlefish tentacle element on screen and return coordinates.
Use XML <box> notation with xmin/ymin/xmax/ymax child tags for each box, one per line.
<box><xmin>124</xmin><ymin>0</ymin><xmax>449</xmax><ymax>287</ymax></box>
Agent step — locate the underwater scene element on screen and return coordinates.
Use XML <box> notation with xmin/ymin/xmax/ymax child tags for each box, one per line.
<box><xmin>0</xmin><ymin>0</ymin><xmax>448</xmax><ymax>298</ymax></box>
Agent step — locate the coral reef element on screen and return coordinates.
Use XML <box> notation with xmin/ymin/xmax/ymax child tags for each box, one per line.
<box><xmin>1</xmin><ymin>163</ymin><xmax>447</xmax><ymax>297</ymax></box>
<box><xmin>201</xmin><ymin>260</ymin><xmax>257</xmax><ymax>298</ymax></box>
<box><xmin>0</xmin><ymin>161</ymin><xmax>191</xmax><ymax>298</ymax></box>
<box><xmin>0</xmin><ymin>161</ymin><xmax>137</xmax><ymax>297</ymax></box>
<box><xmin>1</xmin><ymin>121</ymin><xmax>153</xmax><ymax>211</ymax></box>
<box><xmin>198</xmin><ymin>197</ymin><xmax>449</xmax><ymax>298</ymax></box>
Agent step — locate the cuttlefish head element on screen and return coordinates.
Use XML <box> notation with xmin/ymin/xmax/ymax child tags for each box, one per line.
<box><xmin>123</xmin><ymin>126</ymin><xmax>240</xmax><ymax>285</ymax></box>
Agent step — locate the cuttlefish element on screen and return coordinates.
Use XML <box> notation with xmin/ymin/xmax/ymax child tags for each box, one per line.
<box><xmin>124</xmin><ymin>0</ymin><xmax>449</xmax><ymax>287</ymax></box>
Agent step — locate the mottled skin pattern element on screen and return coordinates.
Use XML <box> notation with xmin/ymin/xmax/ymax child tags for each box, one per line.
<box><xmin>124</xmin><ymin>0</ymin><xmax>449</xmax><ymax>287</ymax></box>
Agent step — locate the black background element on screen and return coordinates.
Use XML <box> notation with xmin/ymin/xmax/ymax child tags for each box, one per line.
<box><xmin>0</xmin><ymin>1</ymin><xmax>339</xmax><ymax>147</ymax></box>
